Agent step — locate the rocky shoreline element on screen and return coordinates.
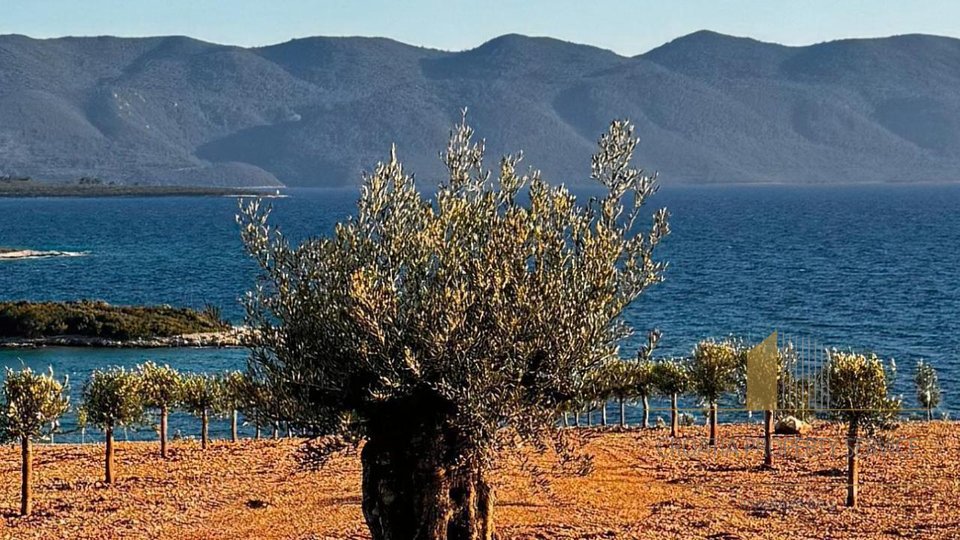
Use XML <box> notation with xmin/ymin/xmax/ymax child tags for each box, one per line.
<box><xmin>0</xmin><ymin>248</ymin><xmax>88</xmax><ymax>260</ymax></box>
<box><xmin>0</xmin><ymin>327</ymin><xmax>251</xmax><ymax>349</ymax></box>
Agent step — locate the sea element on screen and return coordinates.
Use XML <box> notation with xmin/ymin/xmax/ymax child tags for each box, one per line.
<box><xmin>1</xmin><ymin>184</ymin><xmax>958</xmax><ymax>441</ymax></box>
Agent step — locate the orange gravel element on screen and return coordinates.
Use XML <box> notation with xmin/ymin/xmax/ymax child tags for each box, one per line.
<box><xmin>1</xmin><ymin>422</ymin><xmax>958</xmax><ymax>539</ymax></box>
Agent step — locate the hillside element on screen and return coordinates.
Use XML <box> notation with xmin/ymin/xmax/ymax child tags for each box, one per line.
<box><xmin>1</xmin><ymin>31</ymin><xmax>959</xmax><ymax>186</ymax></box>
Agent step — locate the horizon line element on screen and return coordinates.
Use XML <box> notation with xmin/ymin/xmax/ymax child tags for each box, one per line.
<box><xmin>0</xmin><ymin>29</ymin><xmax>954</xmax><ymax>57</ymax></box>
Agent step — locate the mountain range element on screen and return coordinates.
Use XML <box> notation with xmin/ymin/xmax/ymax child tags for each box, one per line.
<box><xmin>1</xmin><ymin>30</ymin><xmax>959</xmax><ymax>187</ymax></box>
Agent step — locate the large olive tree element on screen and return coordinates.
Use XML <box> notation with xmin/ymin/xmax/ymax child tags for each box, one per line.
<box><xmin>239</xmin><ymin>117</ymin><xmax>668</xmax><ymax>540</ymax></box>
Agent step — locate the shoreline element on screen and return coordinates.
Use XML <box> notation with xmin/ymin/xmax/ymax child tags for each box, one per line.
<box><xmin>0</xmin><ymin>248</ymin><xmax>88</xmax><ymax>260</ymax></box>
<box><xmin>0</xmin><ymin>328</ymin><xmax>250</xmax><ymax>349</ymax></box>
<box><xmin>0</xmin><ymin>182</ymin><xmax>284</xmax><ymax>198</ymax></box>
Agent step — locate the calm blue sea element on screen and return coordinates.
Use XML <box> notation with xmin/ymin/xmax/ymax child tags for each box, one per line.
<box><xmin>2</xmin><ymin>184</ymin><xmax>959</xmax><ymax>441</ymax></box>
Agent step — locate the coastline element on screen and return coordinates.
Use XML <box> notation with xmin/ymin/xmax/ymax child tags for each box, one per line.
<box><xmin>0</xmin><ymin>327</ymin><xmax>250</xmax><ymax>349</ymax></box>
<box><xmin>0</xmin><ymin>248</ymin><xmax>88</xmax><ymax>260</ymax></box>
<box><xmin>0</xmin><ymin>182</ymin><xmax>284</xmax><ymax>198</ymax></box>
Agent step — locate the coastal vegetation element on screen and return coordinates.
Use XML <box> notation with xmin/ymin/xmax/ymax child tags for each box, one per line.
<box><xmin>0</xmin><ymin>300</ymin><xmax>229</xmax><ymax>341</ymax></box>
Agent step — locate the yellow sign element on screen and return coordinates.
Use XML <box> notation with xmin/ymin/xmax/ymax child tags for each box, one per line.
<box><xmin>747</xmin><ymin>331</ymin><xmax>778</xmax><ymax>411</ymax></box>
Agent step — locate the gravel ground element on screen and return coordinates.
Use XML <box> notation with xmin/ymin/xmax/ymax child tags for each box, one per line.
<box><xmin>0</xmin><ymin>421</ymin><xmax>957</xmax><ymax>539</ymax></box>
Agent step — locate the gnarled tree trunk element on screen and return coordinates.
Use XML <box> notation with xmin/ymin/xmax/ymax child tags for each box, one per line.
<box><xmin>20</xmin><ymin>436</ymin><xmax>32</xmax><ymax>516</ymax></box>
<box><xmin>361</xmin><ymin>397</ymin><xmax>494</xmax><ymax>540</ymax></box>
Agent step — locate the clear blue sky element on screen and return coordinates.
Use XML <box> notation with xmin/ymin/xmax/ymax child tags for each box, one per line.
<box><xmin>3</xmin><ymin>0</ymin><xmax>959</xmax><ymax>55</ymax></box>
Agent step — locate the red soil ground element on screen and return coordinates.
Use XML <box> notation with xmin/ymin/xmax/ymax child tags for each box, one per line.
<box><xmin>1</xmin><ymin>422</ymin><xmax>957</xmax><ymax>539</ymax></box>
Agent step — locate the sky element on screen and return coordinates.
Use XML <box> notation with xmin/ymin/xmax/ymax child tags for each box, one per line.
<box><xmin>2</xmin><ymin>0</ymin><xmax>959</xmax><ymax>55</ymax></box>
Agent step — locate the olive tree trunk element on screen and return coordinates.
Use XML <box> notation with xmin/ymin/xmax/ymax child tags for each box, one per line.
<box><xmin>201</xmin><ymin>409</ymin><xmax>209</xmax><ymax>449</ymax></box>
<box><xmin>846</xmin><ymin>420</ymin><xmax>860</xmax><ymax>508</ymax></box>
<box><xmin>641</xmin><ymin>394</ymin><xmax>650</xmax><ymax>429</ymax></box>
<box><xmin>105</xmin><ymin>425</ymin><xmax>115</xmax><ymax>484</ymax></box>
<box><xmin>20</xmin><ymin>436</ymin><xmax>32</xmax><ymax>516</ymax></box>
<box><xmin>708</xmin><ymin>402</ymin><xmax>718</xmax><ymax>446</ymax></box>
<box><xmin>763</xmin><ymin>410</ymin><xmax>774</xmax><ymax>468</ymax></box>
<box><xmin>600</xmin><ymin>403</ymin><xmax>607</xmax><ymax>426</ymax></box>
<box><xmin>361</xmin><ymin>398</ymin><xmax>494</xmax><ymax>540</ymax></box>
<box><xmin>619</xmin><ymin>396</ymin><xmax>626</xmax><ymax>428</ymax></box>
<box><xmin>670</xmin><ymin>394</ymin><xmax>678</xmax><ymax>437</ymax></box>
<box><xmin>160</xmin><ymin>405</ymin><xmax>169</xmax><ymax>458</ymax></box>
<box><xmin>231</xmin><ymin>410</ymin><xmax>239</xmax><ymax>442</ymax></box>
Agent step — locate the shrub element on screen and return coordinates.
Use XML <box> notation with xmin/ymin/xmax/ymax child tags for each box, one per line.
<box><xmin>238</xmin><ymin>117</ymin><xmax>668</xmax><ymax>539</ymax></box>
<box><xmin>0</xmin><ymin>367</ymin><xmax>70</xmax><ymax>515</ymax></box>
<box><xmin>81</xmin><ymin>367</ymin><xmax>144</xmax><ymax>484</ymax></box>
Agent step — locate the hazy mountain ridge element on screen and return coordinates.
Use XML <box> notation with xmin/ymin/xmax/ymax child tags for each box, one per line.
<box><xmin>1</xmin><ymin>31</ymin><xmax>959</xmax><ymax>187</ymax></box>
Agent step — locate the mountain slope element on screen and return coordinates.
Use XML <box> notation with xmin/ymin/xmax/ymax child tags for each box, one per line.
<box><xmin>1</xmin><ymin>31</ymin><xmax>959</xmax><ymax>186</ymax></box>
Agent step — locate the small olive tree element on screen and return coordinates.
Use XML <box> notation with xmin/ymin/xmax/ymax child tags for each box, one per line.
<box><xmin>81</xmin><ymin>367</ymin><xmax>144</xmax><ymax>484</ymax></box>
<box><xmin>181</xmin><ymin>372</ymin><xmax>222</xmax><ymax>449</ymax></box>
<box><xmin>592</xmin><ymin>359</ymin><xmax>635</xmax><ymax>428</ymax></box>
<box><xmin>632</xmin><ymin>360</ymin><xmax>657</xmax><ymax>429</ymax></box>
<box><xmin>827</xmin><ymin>351</ymin><xmax>900</xmax><ymax>508</ymax></box>
<box><xmin>217</xmin><ymin>371</ymin><xmax>246</xmax><ymax>442</ymax></box>
<box><xmin>689</xmin><ymin>340</ymin><xmax>742</xmax><ymax>446</ymax></box>
<box><xmin>914</xmin><ymin>360</ymin><xmax>941</xmax><ymax>421</ymax></box>
<box><xmin>136</xmin><ymin>361</ymin><xmax>183</xmax><ymax>458</ymax></box>
<box><xmin>239</xmin><ymin>117</ymin><xmax>668</xmax><ymax>540</ymax></box>
<box><xmin>652</xmin><ymin>359</ymin><xmax>689</xmax><ymax>437</ymax></box>
<box><xmin>0</xmin><ymin>367</ymin><xmax>70</xmax><ymax>515</ymax></box>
